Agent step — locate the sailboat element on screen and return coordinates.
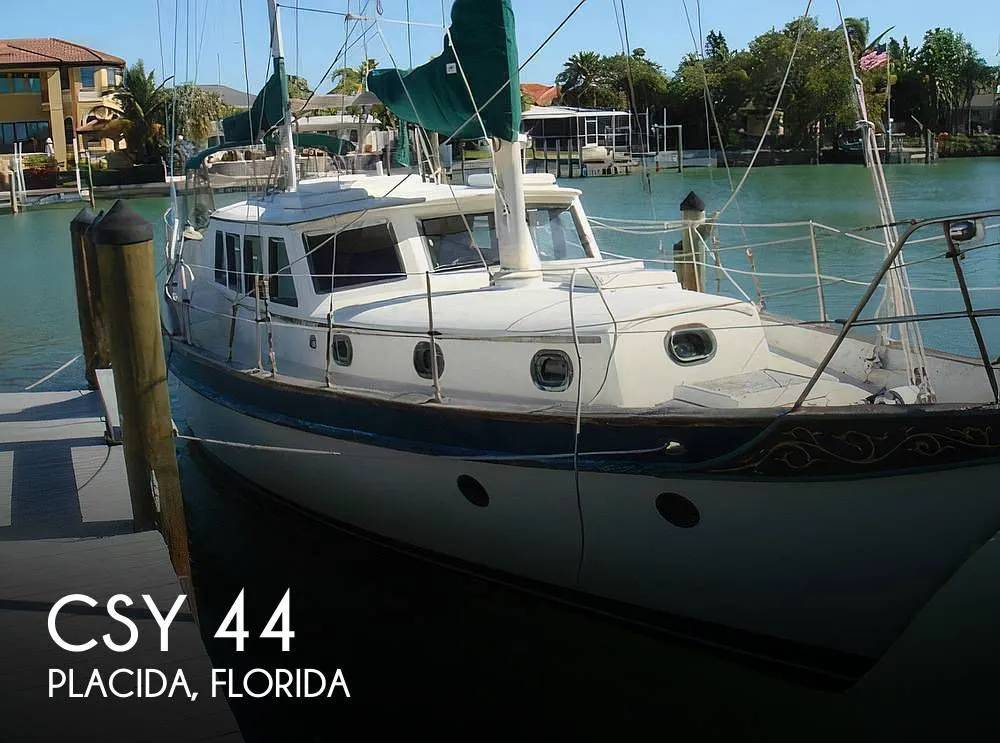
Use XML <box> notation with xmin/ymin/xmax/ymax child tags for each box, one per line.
<box><xmin>162</xmin><ymin>0</ymin><xmax>1000</xmax><ymax>686</ymax></box>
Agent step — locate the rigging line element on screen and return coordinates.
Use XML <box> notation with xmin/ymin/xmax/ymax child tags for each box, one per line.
<box><xmin>613</xmin><ymin>0</ymin><xmax>655</xmax><ymax>215</ymax></box>
<box><xmin>360</xmin><ymin>22</ymin><xmax>493</xmax><ymax>273</ymax></box>
<box><xmin>833</xmin><ymin>0</ymin><xmax>929</xmax><ymax>393</ymax></box>
<box><xmin>185</xmin><ymin>0</ymin><xmax>191</xmax><ymax>84</ymax></box>
<box><xmin>237</xmin><ymin>0</ymin><xmax>254</xmax><ymax>198</ymax></box>
<box><xmin>194</xmin><ymin>0</ymin><xmax>211</xmax><ymax>82</ymax></box>
<box><xmin>275</xmin><ymin>4</ymin><xmax>349</xmax><ymax>17</ymax></box>
<box><xmin>442</xmin><ymin>0</ymin><xmax>589</xmax><ymax>146</ymax></box>
<box><xmin>168</xmin><ymin>0</ymin><xmax>181</xmax><ymax>181</ymax></box>
<box><xmin>294</xmin><ymin>18</ymin><xmax>376</xmax><ymax>116</ymax></box>
<box><xmin>717</xmin><ymin>0</ymin><xmax>814</xmax><ymax>219</ymax></box>
<box><xmin>155</xmin><ymin>0</ymin><xmax>166</xmax><ymax>83</ymax></box>
<box><xmin>406</xmin><ymin>0</ymin><xmax>412</xmax><ymax>68</ymax></box>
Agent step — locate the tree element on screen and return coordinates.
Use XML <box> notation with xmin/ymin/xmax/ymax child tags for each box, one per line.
<box><xmin>114</xmin><ymin>59</ymin><xmax>170</xmax><ymax>164</ymax></box>
<box><xmin>171</xmin><ymin>85</ymin><xmax>232</xmax><ymax>143</ymax></box>
<box><xmin>705</xmin><ymin>31</ymin><xmax>729</xmax><ymax>60</ymax></box>
<box><xmin>916</xmin><ymin>28</ymin><xmax>988</xmax><ymax>132</ymax></box>
<box><xmin>604</xmin><ymin>51</ymin><xmax>669</xmax><ymax>112</ymax></box>
<box><xmin>555</xmin><ymin>51</ymin><xmax>622</xmax><ymax>108</ymax></box>
<box><xmin>286</xmin><ymin>74</ymin><xmax>313</xmax><ymax>100</ymax></box>
<box><xmin>330</xmin><ymin>59</ymin><xmax>378</xmax><ymax>94</ymax></box>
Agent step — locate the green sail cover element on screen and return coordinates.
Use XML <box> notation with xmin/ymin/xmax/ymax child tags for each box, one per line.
<box><xmin>367</xmin><ymin>0</ymin><xmax>521</xmax><ymax>142</ymax></box>
<box><xmin>393</xmin><ymin>123</ymin><xmax>411</xmax><ymax>167</ymax></box>
<box><xmin>222</xmin><ymin>62</ymin><xmax>289</xmax><ymax>143</ymax></box>
<box><xmin>293</xmin><ymin>133</ymin><xmax>355</xmax><ymax>155</ymax></box>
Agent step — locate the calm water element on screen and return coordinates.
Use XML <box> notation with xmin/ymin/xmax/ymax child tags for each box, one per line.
<box><xmin>2</xmin><ymin>159</ymin><xmax>999</xmax><ymax>734</ymax></box>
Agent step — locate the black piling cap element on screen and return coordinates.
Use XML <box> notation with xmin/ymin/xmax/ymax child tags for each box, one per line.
<box><xmin>679</xmin><ymin>190</ymin><xmax>706</xmax><ymax>213</ymax></box>
<box><xmin>91</xmin><ymin>199</ymin><xmax>153</xmax><ymax>246</ymax></box>
<box><xmin>69</xmin><ymin>206</ymin><xmax>98</xmax><ymax>236</ymax></box>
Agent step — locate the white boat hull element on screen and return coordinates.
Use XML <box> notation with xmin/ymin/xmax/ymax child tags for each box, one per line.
<box><xmin>177</xmin><ymin>379</ymin><xmax>1000</xmax><ymax>677</ymax></box>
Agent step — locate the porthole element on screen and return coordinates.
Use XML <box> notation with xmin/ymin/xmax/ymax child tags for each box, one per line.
<box><xmin>332</xmin><ymin>334</ymin><xmax>353</xmax><ymax>366</ymax></box>
<box><xmin>530</xmin><ymin>350</ymin><xmax>573</xmax><ymax>392</ymax></box>
<box><xmin>665</xmin><ymin>325</ymin><xmax>716</xmax><ymax>365</ymax></box>
<box><xmin>413</xmin><ymin>341</ymin><xmax>445</xmax><ymax>379</ymax></box>
<box><xmin>457</xmin><ymin>475</ymin><xmax>489</xmax><ymax>507</ymax></box>
<box><xmin>655</xmin><ymin>492</ymin><xmax>700</xmax><ymax>528</ymax></box>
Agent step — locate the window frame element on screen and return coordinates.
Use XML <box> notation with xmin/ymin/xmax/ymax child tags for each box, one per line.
<box><xmin>302</xmin><ymin>221</ymin><xmax>406</xmax><ymax>294</ymax></box>
<box><xmin>267</xmin><ymin>236</ymin><xmax>298</xmax><ymax>307</ymax></box>
<box><xmin>79</xmin><ymin>66</ymin><xmax>98</xmax><ymax>89</ymax></box>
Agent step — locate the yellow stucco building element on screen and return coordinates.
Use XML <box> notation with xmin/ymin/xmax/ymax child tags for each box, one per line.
<box><xmin>0</xmin><ymin>38</ymin><xmax>124</xmax><ymax>165</ymax></box>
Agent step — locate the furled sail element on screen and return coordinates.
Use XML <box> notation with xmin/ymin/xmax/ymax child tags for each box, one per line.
<box><xmin>367</xmin><ymin>0</ymin><xmax>521</xmax><ymax>142</ymax></box>
<box><xmin>221</xmin><ymin>66</ymin><xmax>289</xmax><ymax>144</ymax></box>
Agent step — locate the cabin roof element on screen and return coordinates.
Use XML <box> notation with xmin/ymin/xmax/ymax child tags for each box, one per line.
<box><xmin>210</xmin><ymin>173</ymin><xmax>575</xmax><ymax>226</ymax></box>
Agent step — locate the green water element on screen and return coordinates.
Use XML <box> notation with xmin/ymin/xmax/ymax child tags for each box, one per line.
<box><xmin>2</xmin><ymin>158</ymin><xmax>998</xmax><ymax>392</ymax></box>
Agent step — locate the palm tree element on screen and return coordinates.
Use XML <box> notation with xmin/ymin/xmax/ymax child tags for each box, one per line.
<box><xmin>555</xmin><ymin>51</ymin><xmax>610</xmax><ymax>107</ymax></box>
<box><xmin>114</xmin><ymin>59</ymin><xmax>171</xmax><ymax>164</ymax></box>
<box><xmin>329</xmin><ymin>59</ymin><xmax>379</xmax><ymax>94</ymax></box>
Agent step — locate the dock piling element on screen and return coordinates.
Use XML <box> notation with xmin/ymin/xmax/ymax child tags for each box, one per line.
<box><xmin>676</xmin><ymin>191</ymin><xmax>709</xmax><ymax>292</ymax></box>
<box><xmin>92</xmin><ymin>200</ymin><xmax>192</xmax><ymax>588</ymax></box>
<box><xmin>70</xmin><ymin>207</ymin><xmax>112</xmax><ymax>389</ymax></box>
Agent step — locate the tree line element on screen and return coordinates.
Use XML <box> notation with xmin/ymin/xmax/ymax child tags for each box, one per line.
<box><xmin>554</xmin><ymin>18</ymin><xmax>999</xmax><ymax>149</ymax></box>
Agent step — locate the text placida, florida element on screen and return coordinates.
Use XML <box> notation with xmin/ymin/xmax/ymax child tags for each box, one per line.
<box><xmin>48</xmin><ymin>668</ymin><xmax>350</xmax><ymax>699</ymax></box>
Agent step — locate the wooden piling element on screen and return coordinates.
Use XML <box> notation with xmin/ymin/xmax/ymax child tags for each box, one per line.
<box><xmin>676</xmin><ymin>191</ymin><xmax>710</xmax><ymax>292</ymax></box>
<box><xmin>92</xmin><ymin>200</ymin><xmax>192</xmax><ymax>588</ymax></box>
<box><xmin>70</xmin><ymin>207</ymin><xmax>112</xmax><ymax>389</ymax></box>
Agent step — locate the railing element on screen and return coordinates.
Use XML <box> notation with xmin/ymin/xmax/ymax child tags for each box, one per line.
<box><xmin>169</xmin><ymin>210</ymin><xmax>1000</xmax><ymax>408</ymax></box>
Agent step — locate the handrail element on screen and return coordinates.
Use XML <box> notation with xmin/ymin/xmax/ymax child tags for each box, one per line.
<box><xmin>791</xmin><ymin>208</ymin><xmax>1000</xmax><ymax>411</ymax></box>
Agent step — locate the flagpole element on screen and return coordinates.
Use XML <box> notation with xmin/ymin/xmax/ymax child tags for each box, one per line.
<box><xmin>886</xmin><ymin>54</ymin><xmax>892</xmax><ymax>160</ymax></box>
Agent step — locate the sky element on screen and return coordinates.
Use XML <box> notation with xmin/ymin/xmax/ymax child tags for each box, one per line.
<box><xmin>2</xmin><ymin>0</ymin><xmax>998</xmax><ymax>95</ymax></box>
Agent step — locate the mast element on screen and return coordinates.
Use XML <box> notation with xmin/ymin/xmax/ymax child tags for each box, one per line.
<box><xmin>267</xmin><ymin>0</ymin><xmax>297</xmax><ymax>192</ymax></box>
<box><xmin>493</xmin><ymin>136</ymin><xmax>541</xmax><ymax>279</ymax></box>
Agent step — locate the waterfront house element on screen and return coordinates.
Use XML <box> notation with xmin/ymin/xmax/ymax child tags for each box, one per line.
<box><xmin>0</xmin><ymin>38</ymin><xmax>124</xmax><ymax>166</ymax></box>
<box><xmin>520</xmin><ymin>83</ymin><xmax>560</xmax><ymax>107</ymax></box>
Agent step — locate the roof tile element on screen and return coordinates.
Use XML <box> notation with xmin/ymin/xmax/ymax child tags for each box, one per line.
<box><xmin>0</xmin><ymin>38</ymin><xmax>124</xmax><ymax>67</ymax></box>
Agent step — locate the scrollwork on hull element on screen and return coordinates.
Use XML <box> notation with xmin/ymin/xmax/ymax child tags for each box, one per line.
<box><xmin>717</xmin><ymin>424</ymin><xmax>1000</xmax><ymax>477</ymax></box>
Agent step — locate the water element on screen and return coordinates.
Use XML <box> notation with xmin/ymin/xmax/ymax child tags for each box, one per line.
<box><xmin>3</xmin><ymin>160</ymin><xmax>999</xmax><ymax>734</ymax></box>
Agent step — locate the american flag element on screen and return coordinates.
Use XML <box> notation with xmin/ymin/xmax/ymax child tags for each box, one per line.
<box><xmin>860</xmin><ymin>49</ymin><xmax>889</xmax><ymax>71</ymax></box>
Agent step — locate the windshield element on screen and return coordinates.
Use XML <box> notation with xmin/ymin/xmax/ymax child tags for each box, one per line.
<box><xmin>421</xmin><ymin>204</ymin><xmax>591</xmax><ymax>271</ymax></box>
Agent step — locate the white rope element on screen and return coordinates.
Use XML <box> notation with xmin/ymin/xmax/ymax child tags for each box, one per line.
<box><xmin>833</xmin><ymin>0</ymin><xmax>931</xmax><ymax>398</ymax></box>
<box><xmin>176</xmin><ymin>432</ymin><xmax>678</xmax><ymax>461</ymax></box>
<box><xmin>24</xmin><ymin>355</ymin><xmax>82</xmax><ymax>391</ymax></box>
<box><xmin>177</xmin><ymin>434</ymin><xmax>342</xmax><ymax>455</ymax></box>
<box><xmin>717</xmin><ymin>0</ymin><xmax>814</xmax><ymax>218</ymax></box>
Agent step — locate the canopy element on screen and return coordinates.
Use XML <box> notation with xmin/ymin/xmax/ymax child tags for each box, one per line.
<box><xmin>221</xmin><ymin>64</ymin><xmax>289</xmax><ymax>144</ymax></box>
<box><xmin>367</xmin><ymin>0</ymin><xmax>521</xmax><ymax>142</ymax></box>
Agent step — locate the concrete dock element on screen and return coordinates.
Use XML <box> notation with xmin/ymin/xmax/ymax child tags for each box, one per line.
<box><xmin>0</xmin><ymin>385</ymin><xmax>243</xmax><ymax>742</ymax></box>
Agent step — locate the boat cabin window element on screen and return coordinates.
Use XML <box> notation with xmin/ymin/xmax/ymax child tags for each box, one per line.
<box><xmin>214</xmin><ymin>232</ymin><xmax>226</xmax><ymax>285</ymax></box>
<box><xmin>243</xmin><ymin>235</ymin><xmax>263</xmax><ymax>294</ymax></box>
<box><xmin>421</xmin><ymin>205</ymin><xmax>590</xmax><ymax>270</ymax></box>
<box><xmin>215</xmin><ymin>231</ymin><xmax>245</xmax><ymax>292</ymax></box>
<box><xmin>527</xmin><ymin>206</ymin><xmax>588</xmax><ymax>260</ymax></box>
<box><xmin>304</xmin><ymin>223</ymin><xmax>405</xmax><ymax>293</ymax></box>
<box><xmin>213</xmin><ymin>230</ymin><xmax>296</xmax><ymax>306</ymax></box>
<box><xmin>421</xmin><ymin>213</ymin><xmax>499</xmax><ymax>270</ymax></box>
<box><xmin>267</xmin><ymin>237</ymin><xmax>297</xmax><ymax>306</ymax></box>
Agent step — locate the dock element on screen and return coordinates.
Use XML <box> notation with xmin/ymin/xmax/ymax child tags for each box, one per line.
<box><xmin>0</xmin><ymin>383</ymin><xmax>243</xmax><ymax>742</ymax></box>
